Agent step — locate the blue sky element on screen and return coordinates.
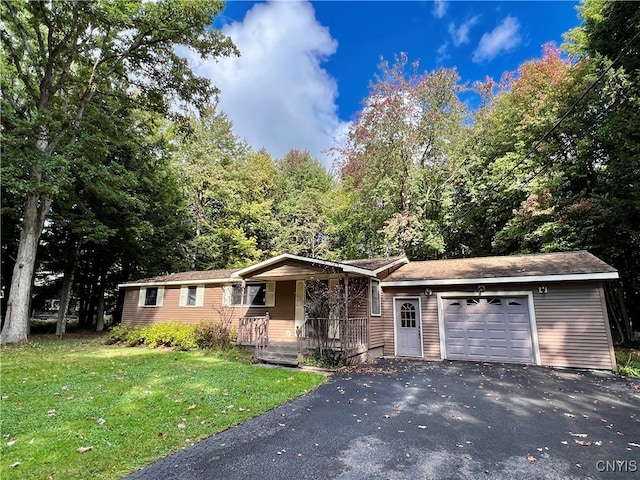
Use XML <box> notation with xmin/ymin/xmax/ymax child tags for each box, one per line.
<box><xmin>182</xmin><ymin>0</ymin><xmax>583</xmax><ymax>167</ymax></box>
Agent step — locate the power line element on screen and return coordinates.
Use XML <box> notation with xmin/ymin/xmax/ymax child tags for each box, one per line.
<box><xmin>456</xmin><ymin>27</ymin><xmax>640</xmax><ymax>224</ymax></box>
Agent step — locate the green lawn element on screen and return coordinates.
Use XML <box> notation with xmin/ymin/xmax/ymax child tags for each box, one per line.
<box><xmin>0</xmin><ymin>337</ymin><xmax>325</xmax><ymax>479</ymax></box>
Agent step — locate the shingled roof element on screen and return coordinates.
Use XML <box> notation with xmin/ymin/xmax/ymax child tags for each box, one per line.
<box><xmin>382</xmin><ymin>250</ymin><xmax>618</xmax><ymax>285</ymax></box>
<box><xmin>341</xmin><ymin>255</ymin><xmax>407</xmax><ymax>272</ymax></box>
<box><xmin>119</xmin><ymin>268</ymin><xmax>240</xmax><ymax>286</ymax></box>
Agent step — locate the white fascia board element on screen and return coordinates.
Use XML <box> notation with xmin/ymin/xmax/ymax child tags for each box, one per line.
<box><xmin>234</xmin><ymin>253</ymin><xmax>375</xmax><ymax>278</ymax></box>
<box><xmin>372</xmin><ymin>256</ymin><xmax>409</xmax><ymax>275</ymax></box>
<box><xmin>381</xmin><ymin>271</ymin><xmax>619</xmax><ymax>287</ymax></box>
<box><xmin>118</xmin><ymin>278</ymin><xmax>239</xmax><ymax>289</ymax></box>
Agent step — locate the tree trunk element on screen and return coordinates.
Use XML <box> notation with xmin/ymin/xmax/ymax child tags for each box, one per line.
<box><xmin>95</xmin><ymin>280</ymin><xmax>106</xmax><ymax>332</ymax></box>
<box><xmin>1</xmin><ymin>191</ymin><xmax>52</xmax><ymax>344</ymax></box>
<box><xmin>56</xmin><ymin>251</ymin><xmax>77</xmax><ymax>336</ymax></box>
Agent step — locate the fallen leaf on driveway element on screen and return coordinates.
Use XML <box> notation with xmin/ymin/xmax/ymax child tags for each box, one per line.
<box><xmin>418</xmin><ymin>425</ymin><xmax>427</xmax><ymax>429</ymax></box>
<box><xmin>527</xmin><ymin>455</ymin><xmax>536</xmax><ymax>462</ymax></box>
<box><xmin>77</xmin><ymin>446</ymin><xmax>93</xmax><ymax>453</ymax></box>
<box><xmin>564</xmin><ymin>413</ymin><xmax>575</xmax><ymax>418</ymax></box>
<box><xmin>629</xmin><ymin>442</ymin><xmax>640</xmax><ymax>448</ymax></box>
<box><xmin>570</xmin><ymin>433</ymin><xmax>587</xmax><ymax>437</ymax></box>
<box><xmin>574</xmin><ymin>439</ymin><xmax>591</xmax><ymax>446</ymax></box>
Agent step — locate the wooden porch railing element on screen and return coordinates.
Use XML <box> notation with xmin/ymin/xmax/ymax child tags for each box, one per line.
<box><xmin>300</xmin><ymin>316</ymin><xmax>368</xmax><ymax>353</ymax></box>
<box><xmin>339</xmin><ymin>317</ymin><xmax>368</xmax><ymax>350</ymax></box>
<box><xmin>238</xmin><ymin>312</ymin><xmax>269</xmax><ymax>358</ymax></box>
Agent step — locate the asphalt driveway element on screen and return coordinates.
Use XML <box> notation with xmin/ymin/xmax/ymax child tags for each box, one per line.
<box><xmin>126</xmin><ymin>359</ymin><xmax>639</xmax><ymax>480</ymax></box>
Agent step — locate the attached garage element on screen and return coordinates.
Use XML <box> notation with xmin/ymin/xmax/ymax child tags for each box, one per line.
<box><xmin>380</xmin><ymin>251</ymin><xmax>619</xmax><ymax>370</ymax></box>
<box><xmin>440</xmin><ymin>295</ymin><xmax>538</xmax><ymax>364</ymax></box>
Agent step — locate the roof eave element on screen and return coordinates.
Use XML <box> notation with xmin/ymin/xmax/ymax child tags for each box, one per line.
<box><xmin>118</xmin><ymin>278</ymin><xmax>238</xmax><ymax>289</ymax></box>
<box><xmin>381</xmin><ymin>271</ymin><xmax>619</xmax><ymax>287</ymax></box>
<box><xmin>372</xmin><ymin>255</ymin><xmax>409</xmax><ymax>275</ymax></box>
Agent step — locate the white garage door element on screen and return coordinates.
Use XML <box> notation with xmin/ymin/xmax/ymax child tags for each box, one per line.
<box><xmin>443</xmin><ymin>297</ymin><xmax>534</xmax><ymax>363</ymax></box>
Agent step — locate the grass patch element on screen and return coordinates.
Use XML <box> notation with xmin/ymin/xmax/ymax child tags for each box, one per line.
<box><xmin>616</xmin><ymin>348</ymin><xmax>640</xmax><ymax>377</ymax></box>
<box><xmin>0</xmin><ymin>336</ymin><xmax>325</xmax><ymax>479</ymax></box>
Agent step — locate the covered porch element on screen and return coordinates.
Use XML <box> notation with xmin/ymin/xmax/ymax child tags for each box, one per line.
<box><xmin>232</xmin><ymin>253</ymin><xmax>378</xmax><ymax>366</ymax></box>
<box><xmin>237</xmin><ymin>313</ymin><xmax>369</xmax><ymax>366</ymax></box>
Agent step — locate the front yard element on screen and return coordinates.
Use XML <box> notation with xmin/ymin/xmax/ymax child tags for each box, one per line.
<box><xmin>0</xmin><ymin>336</ymin><xmax>325</xmax><ymax>479</ymax></box>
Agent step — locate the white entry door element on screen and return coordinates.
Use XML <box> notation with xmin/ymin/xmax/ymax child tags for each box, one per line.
<box><xmin>395</xmin><ymin>298</ymin><xmax>422</xmax><ymax>357</ymax></box>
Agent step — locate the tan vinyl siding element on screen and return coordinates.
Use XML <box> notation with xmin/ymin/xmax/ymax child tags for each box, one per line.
<box><xmin>121</xmin><ymin>280</ymin><xmax>298</xmax><ymax>342</ymax></box>
<box><xmin>533</xmin><ymin>282</ymin><xmax>615</xmax><ymax>370</ymax></box>
<box><xmin>122</xmin><ymin>284</ymin><xmax>236</xmax><ymax>326</ymax></box>
<box><xmin>378</xmin><ymin>282</ymin><xmax>615</xmax><ymax>369</ymax></box>
<box><xmin>249</xmin><ymin>260</ymin><xmax>339</xmax><ymax>280</ymax></box>
<box><xmin>379</xmin><ymin>287</ymin><xmax>440</xmax><ymax>359</ymax></box>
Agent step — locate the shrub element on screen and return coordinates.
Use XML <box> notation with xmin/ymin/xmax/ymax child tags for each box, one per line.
<box><xmin>306</xmin><ymin>347</ymin><xmax>346</xmax><ymax>368</ymax></box>
<box><xmin>142</xmin><ymin>323</ymin><xmax>197</xmax><ymax>350</ymax></box>
<box><xmin>194</xmin><ymin>321</ymin><xmax>236</xmax><ymax>351</ymax></box>
<box><xmin>616</xmin><ymin>349</ymin><xmax>640</xmax><ymax>378</ymax></box>
<box><xmin>106</xmin><ymin>325</ymin><xmax>144</xmax><ymax>347</ymax></box>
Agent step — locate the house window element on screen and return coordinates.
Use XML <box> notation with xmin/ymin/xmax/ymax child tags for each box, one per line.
<box><xmin>187</xmin><ymin>286</ymin><xmax>197</xmax><ymax>306</ymax></box>
<box><xmin>145</xmin><ymin>288</ymin><xmax>158</xmax><ymax>306</ymax></box>
<box><xmin>180</xmin><ymin>285</ymin><xmax>204</xmax><ymax>307</ymax></box>
<box><xmin>370</xmin><ymin>279</ymin><xmax>381</xmax><ymax>316</ymax></box>
<box><xmin>224</xmin><ymin>282</ymin><xmax>274</xmax><ymax>307</ymax></box>
<box><xmin>138</xmin><ymin>286</ymin><xmax>164</xmax><ymax>307</ymax></box>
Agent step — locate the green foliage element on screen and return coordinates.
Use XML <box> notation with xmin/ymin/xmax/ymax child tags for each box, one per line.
<box><xmin>0</xmin><ymin>337</ymin><xmax>324</xmax><ymax>479</ymax></box>
<box><xmin>272</xmin><ymin>149</ymin><xmax>336</xmax><ymax>258</ymax></box>
<box><xmin>306</xmin><ymin>347</ymin><xmax>346</xmax><ymax>368</ymax></box>
<box><xmin>616</xmin><ymin>349</ymin><xmax>640</xmax><ymax>378</ymax></box>
<box><xmin>107</xmin><ymin>321</ymin><xmax>240</xmax><ymax>352</ymax></box>
<box><xmin>332</xmin><ymin>54</ymin><xmax>467</xmax><ymax>259</ymax></box>
<box><xmin>194</xmin><ymin>321</ymin><xmax>237</xmax><ymax>351</ymax></box>
<box><xmin>172</xmin><ymin>108</ymin><xmax>276</xmax><ymax>269</ymax></box>
<box><xmin>106</xmin><ymin>323</ymin><xmax>196</xmax><ymax>350</ymax></box>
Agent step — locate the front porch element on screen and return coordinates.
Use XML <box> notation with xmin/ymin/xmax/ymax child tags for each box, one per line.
<box><xmin>237</xmin><ymin>314</ymin><xmax>369</xmax><ymax>366</ymax></box>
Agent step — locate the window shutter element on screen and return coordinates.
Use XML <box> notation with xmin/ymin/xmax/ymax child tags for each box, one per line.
<box><xmin>138</xmin><ymin>288</ymin><xmax>146</xmax><ymax>307</ymax></box>
<box><xmin>156</xmin><ymin>287</ymin><xmax>164</xmax><ymax>307</ymax></box>
<box><xmin>222</xmin><ymin>285</ymin><xmax>232</xmax><ymax>306</ymax></box>
<box><xmin>179</xmin><ymin>286</ymin><xmax>188</xmax><ymax>307</ymax></box>
<box><xmin>196</xmin><ymin>286</ymin><xmax>205</xmax><ymax>307</ymax></box>
<box><xmin>266</xmin><ymin>281</ymin><xmax>276</xmax><ymax>307</ymax></box>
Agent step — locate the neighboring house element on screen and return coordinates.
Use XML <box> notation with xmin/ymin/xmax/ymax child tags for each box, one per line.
<box><xmin>118</xmin><ymin>250</ymin><xmax>619</xmax><ymax>370</ymax></box>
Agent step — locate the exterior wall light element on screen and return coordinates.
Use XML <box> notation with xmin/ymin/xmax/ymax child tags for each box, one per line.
<box><xmin>538</xmin><ymin>286</ymin><xmax>548</xmax><ymax>294</ymax></box>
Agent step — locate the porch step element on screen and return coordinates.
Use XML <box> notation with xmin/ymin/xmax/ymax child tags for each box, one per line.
<box><xmin>257</xmin><ymin>342</ymin><xmax>300</xmax><ymax>367</ymax></box>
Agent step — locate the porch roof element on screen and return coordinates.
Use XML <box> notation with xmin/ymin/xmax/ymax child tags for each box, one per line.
<box><xmin>234</xmin><ymin>253</ymin><xmax>408</xmax><ymax>279</ymax></box>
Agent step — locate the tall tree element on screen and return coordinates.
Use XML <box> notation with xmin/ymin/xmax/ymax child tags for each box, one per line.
<box><xmin>272</xmin><ymin>150</ymin><xmax>335</xmax><ymax>259</ymax></box>
<box><xmin>174</xmin><ymin>108</ymin><xmax>278</xmax><ymax>269</ymax></box>
<box><xmin>0</xmin><ymin>0</ymin><xmax>237</xmax><ymax>343</ymax></box>
<box><xmin>332</xmin><ymin>54</ymin><xmax>466</xmax><ymax>259</ymax></box>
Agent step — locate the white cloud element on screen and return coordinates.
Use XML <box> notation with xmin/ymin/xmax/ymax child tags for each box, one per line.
<box><xmin>436</xmin><ymin>42</ymin><xmax>450</xmax><ymax>64</ymax></box>
<box><xmin>179</xmin><ymin>1</ymin><xmax>346</xmax><ymax>168</ymax></box>
<box><xmin>432</xmin><ymin>0</ymin><xmax>448</xmax><ymax>19</ymax></box>
<box><xmin>448</xmin><ymin>16</ymin><xmax>479</xmax><ymax>47</ymax></box>
<box><xmin>473</xmin><ymin>16</ymin><xmax>521</xmax><ymax>63</ymax></box>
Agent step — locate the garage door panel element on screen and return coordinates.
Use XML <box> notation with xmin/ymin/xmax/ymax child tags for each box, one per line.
<box><xmin>443</xmin><ymin>296</ymin><xmax>534</xmax><ymax>364</ymax></box>
<box><xmin>488</xmin><ymin>329</ymin><xmax>507</xmax><ymax>340</ymax></box>
<box><xmin>467</xmin><ymin>329</ymin><xmax>486</xmax><ymax>339</ymax></box>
